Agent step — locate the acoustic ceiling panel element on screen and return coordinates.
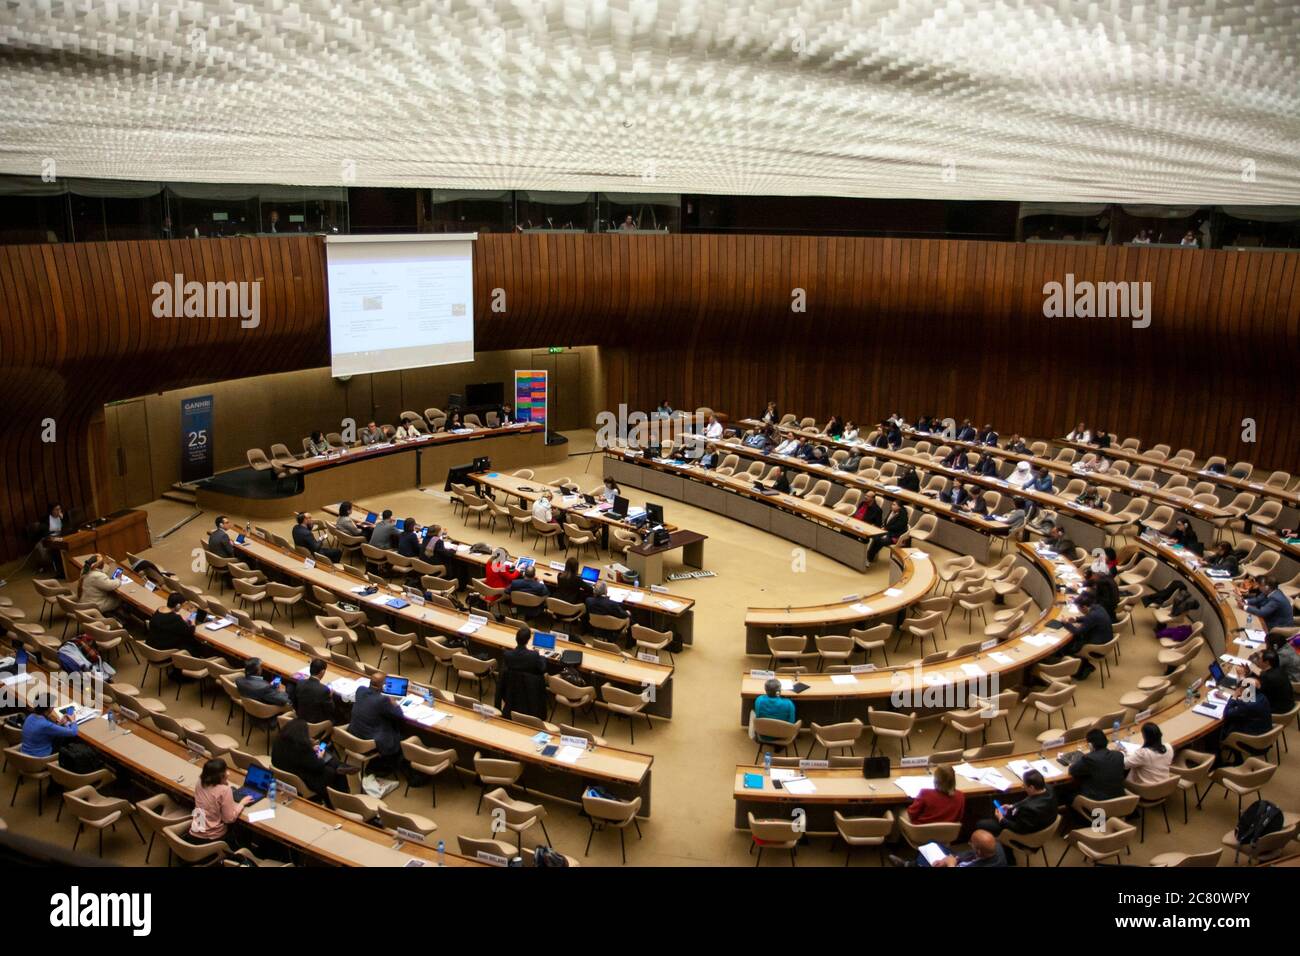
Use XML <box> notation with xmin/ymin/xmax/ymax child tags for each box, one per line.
<box><xmin>1</xmin><ymin>0</ymin><xmax>1298</xmax><ymax>202</ymax></box>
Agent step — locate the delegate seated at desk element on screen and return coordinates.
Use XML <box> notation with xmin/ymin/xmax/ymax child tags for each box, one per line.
<box><xmin>507</xmin><ymin>566</ymin><xmax>550</xmax><ymax>619</ymax></box>
<box><xmin>350</xmin><ymin>673</ymin><xmax>405</xmax><ymax>773</ymax></box>
<box><xmin>867</xmin><ymin>502</ymin><xmax>909</xmax><ymax>563</ymax></box>
<box><xmin>335</xmin><ymin>501</ymin><xmax>364</xmax><ymax>538</ymax></box>
<box><xmin>237</xmin><ymin>659</ymin><xmax>291</xmax><ymax>706</ymax></box>
<box><xmin>33</xmin><ymin>502</ymin><xmax>68</xmax><ymax>574</ymax></box>
<box><xmin>272</xmin><ymin>718</ymin><xmax>352</xmax><ymax>796</ymax></box>
<box><xmin>207</xmin><ymin>515</ymin><xmax>236</xmax><ymax>558</ymax></box>
<box><xmin>767</xmin><ymin>467</ymin><xmax>791</xmax><ymax>494</ymax></box>
<box><xmin>496</xmin><ymin>626</ymin><xmax>549</xmax><ymax>719</ymax></box>
<box><xmin>360</xmin><ymin>422</ymin><xmax>384</xmax><ymax>446</ymax></box>
<box><xmin>1067</xmin><ymin>729</ymin><xmax>1127</xmax><ymax>802</ymax></box>
<box><xmin>369</xmin><ymin>510</ymin><xmax>398</xmax><ymax>549</ymax></box>
<box><xmin>21</xmin><ymin>699</ymin><xmax>79</xmax><ymax>756</ymax></box>
<box><xmin>553</xmin><ymin>557</ymin><xmax>593</xmax><ymax>604</ymax></box>
<box><xmin>977</xmin><ymin>769</ymin><xmax>1056</xmax><ymax>836</ymax></box>
<box><xmin>292</xmin><ymin>658</ymin><xmax>336</xmax><ymax>724</ymax></box>
<box><xmin>752</xmin><ymin>678</ymin><xmax>796</xmax><ymax>739</ymax></box>
<box><xmin>586</xmin><ymin>581</ymin><xmax>630</xmax><ymax>622</ymax></box>
<box><xmin>147</xmin><ymin>592</ymin><xmax>208</xmax><ymax>656</ymax></box>
<box><xmin>293</xmin><ymin>511</ymin><xmax>343</xmax><ymax>563</ymax></box>
<box><xmin>1061</xmin><ymin>593</ymin><xmax>1112</xmax><ymax>679</ymax></box>
<box><xmin>1246</xmin><ymin>579</ymin><xmax>1294</xmax><ymax>631</ymax></box>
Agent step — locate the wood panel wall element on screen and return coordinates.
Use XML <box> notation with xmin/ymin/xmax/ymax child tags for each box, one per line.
<box><xmin>472</xmin><ymin>235</ymin><xmax>1299</xmax><ymax>475</ymax></box>
<box><xmin>2</xmin><ymin>232</ymin><xmax>1296</xmax><ymax>561</ymax></box>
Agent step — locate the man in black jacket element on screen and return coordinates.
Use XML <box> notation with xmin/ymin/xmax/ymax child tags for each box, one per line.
<box><xmin>767</xmin><ymin>467</ymin><xmax>792</xmax><ymax>495</ymax></box>
<box><xmin>146</xmin><ymin>592</ymin><xmax>207</xmax><ymax>656</ymax></box>
<box><xmin>1063</xmin><ymin>593</ymin><xmax>1114</xmax><ymax>678</ymax></box>
<box><xmin>1067</xmin><ymin>730</ymin><xmax>1127</xmax><ymax>802</ymax></box>
<box><xmin>208</xmin><ymin>515</ymin><xmax>235</xmax><ymax>559</ymax></box>
<box><xmin>981</xmin><ymin>769</ymin><xmax>1057</xmax><ymax>837</ymax></box>
<box><xmin>291</xmin><ymin>658</ymin><xmax>335</xmax><ymax>724</ymax></box>
<box><xmin>236</xmin><ymin>658</ymin><xmax>290</xmax><ymax>706</ymax></box>
<box><xmin>350</xmin><ymin>673</ymin><xmax>405</xmax><ymax>773</ymax></box>
<box><xmin>292</xmin><ymin>512</ymin><xmax>342</xmax><ymax>563</ymax></box>
<box><xmin>495</xmin><ymin>626</ymin><xmax>549</xmax><ymax>719</ymax></box>
<box><xmin>867</xmin><ymin>502</ymin><xmax>909</xmax><ymax>562</ymax></box>
<box><xmin>506</xmin><ymin>566</ymin><xmax>550</xmax><ymax>620</ymax></box>
<box><xmin>1046</xmin><ymin>526</ymin><xmax>1076</xmax><ymax>557</ymax></box>
<box><xmin>1084</xmin><ymin>569</ymin><xmax>1120</xmax><ymax>622</ymax></box>
<box><xmin>586</xmin><ymin>581</ymin><xmax>630</xmax><ymax>622</ymax></box>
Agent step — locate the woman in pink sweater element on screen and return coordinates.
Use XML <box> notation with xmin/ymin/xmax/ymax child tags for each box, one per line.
<box><xmin>190</xmin><ymin>759</ymin><xmax>253</xmax><ymax>845</ymax></box>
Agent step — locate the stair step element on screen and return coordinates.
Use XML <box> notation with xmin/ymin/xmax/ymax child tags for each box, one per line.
<box><xmin>161</xmin><ymin>490</ymin><xmax>197</xmax><ymax>505</ymax></box>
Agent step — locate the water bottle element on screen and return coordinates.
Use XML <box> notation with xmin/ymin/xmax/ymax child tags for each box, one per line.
<box><xmin>15</xmin><ymin>648</ymin><xmax>26</xmax><ymax>675</ymax></box>
<box><xmin>106</xmin><ymin>709</ymin><xmax>116</xmax><ymax>731</ymax></box>
<box><xmin>268</xmin><ymin>777</ymin><xmax>278</xmax><ymax>805</ymax></box>
<box><xmin>437</xmin><ymin>839</ymin><xmax>446</xmax><ymax>867</ymax></box>
<box><xmin>764</xmin><ymin>751</ymin><xmax>772</xmax><ymax>776</ymax></box>
<box><xmin>1112</xmin><ymin>719</ymin><xmax>1121</xmax><ymax>738</ymax></box>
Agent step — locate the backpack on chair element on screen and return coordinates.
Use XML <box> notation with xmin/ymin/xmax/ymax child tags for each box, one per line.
<box><xmin>1235</xmin><ymin>799</ymin><xmax>1283</xmax><ymax>847</ymax></box>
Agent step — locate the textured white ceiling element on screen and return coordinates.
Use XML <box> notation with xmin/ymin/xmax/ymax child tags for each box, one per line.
<box><xmin>2</xmin><ymin>0</ymin><xmax>1299</xmax><ymax>203</ymax></box>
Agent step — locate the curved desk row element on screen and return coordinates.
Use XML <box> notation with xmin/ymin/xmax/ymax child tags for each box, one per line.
<box><xmin>738</xmin><ymin>545</ymin><xmax>1076</xmax><ymax>725</ymax></box>
<box><xmin>97</xmin><ymin>558</ymin><xmax>656</xmax><ymax>815</ymax></box>
<box><xmin>320</xmin><ymin>499</ymin><xmax>696</xmax><ymax>645</ymax></box>
<box><xmin>226</xmin><ymin>534</ymin><xmax>676</xmax><ymax>717</ymax></box>
<box><xmin>5</xmin><ymin>658</ymin><xmax>482</xmax><ymax>866</ymax></box>
<box><xmin>743</xmin><ymin>547</ymin><xmax>936</xmax><ymax>651</ymax></box>
<box><xmin>730</xmin><ymin>534</ymin><xmax>1241</xmax><ymax>833</ymax></box>
<box><xmin>602</xmin><ymin>448</ymin><xmax>884</xmax><ymax>569</ymax></box>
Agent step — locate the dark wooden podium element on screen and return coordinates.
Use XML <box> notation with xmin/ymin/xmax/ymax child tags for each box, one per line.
<box><xmin>50</xmin><ymin>509</ymin><xmax>151</xmax><ymax>580</ymax></box>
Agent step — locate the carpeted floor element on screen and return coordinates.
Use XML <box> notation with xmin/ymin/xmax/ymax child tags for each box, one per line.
<box><xmin>0</xmin><ymin>430</ymin><xmax>1293</xmax><ymax>867</ymax></box>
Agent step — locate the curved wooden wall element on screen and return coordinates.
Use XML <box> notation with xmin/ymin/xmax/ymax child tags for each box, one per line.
<box><xmin>2</xmin><ymin>232</ymin><xmax>1296</xmax><ymax>560</ymax></box>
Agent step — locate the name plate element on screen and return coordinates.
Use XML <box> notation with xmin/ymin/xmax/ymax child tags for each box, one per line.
<box><xmin>900</xmin><ymin>756</ymin><xmax>929</xmax><ymax>768</ymax></box>
<box><xmin>548</xmin><ymin>561</ymin><xmax>566</xmax><ymax>571</ymax></box>
<box><xmin>799</xmin><ymin>759</ymin><xmax>828</xmax><ymax>770</ymax></box>
<box><xmin>394</xmin><ymin>827</ymin><xmax>426</xmax><ymax>844</ymax></box>
<box><xmin>185</xmin><ymin>739</ymin><xmax>209</xmax><ymax>758</ymax></box>
<box><xmin>840</xmin><ymin>594</ymin><xmax>860</xmax><ymax>603</ymax></box>
<box><xmin>1135</xmin><ymin>709</ymin><xmax>1153</xmax><ymax>723</ymax></box>
<box><xmin>750</xmin><ymin>669</ymin><xmax>775</xmax><ymax>679</ymax></box>
<box><xmin>636</xmin><ymin>652</ymin><xmax>660</xmax><ymax>663</ymax></box>
<box><xmin>283</xmin><ymin>637</ymin><xmax>301</xmax><ymax>651</ymax></box>
<box><xmin>475</xmin><ymin>850</ymin><xmax>509</xmax><ymax>867</ymax></box>
<box><xmin>118</xmin><ymin>706</ymin><xmax>140</xmax><ymax>722</ymax></box>
<box><xmin>277</xmin><ymin>781</ymin><xmax>299</xmax><ymax>798</ymax></box>
<box><xmin>410</xmin><ymin>684</ymin><xmax>430</xmax><ymax>699</ymax></box>
<box><xmin>1041</xmin><ymin>737</ymin><xmax>1065</xmax><ymax>749</ymax></box>
<box><xmin>472</xmin><ymin>703</ymin><xmax>498</xmax><ymax>718</ymax></box>
<box><xmin>145</xmin><ymin>581</ymin><xmax>158</xmax><ymax>592</ymax></box>
<box><xmin>849</xmin><ymin>663</ymin><xmax>876</xmax><ymax>674</ymax></box>
<box><xmin>560</xmin><ymin>734</ymin><xmax>590</xmax><ymax>750</ymax></box>
<box><xmin>468</xmin><ymin>614</ymin><xmax>489</xmax><ymax>627</ymax></box>
<box><xmin>303</xmin><ymin>559</ymin><xmax>316</xmax><ymax>569</ymax></box>
<box><xmin>979</xmin><ymin>639</ymin><xmax>998</xmax><ymax>651</ymax></box>
<box><xmin>650</xmin><ymin>584</ymin><xmax>669</xmax><ymax>593</ymax></box>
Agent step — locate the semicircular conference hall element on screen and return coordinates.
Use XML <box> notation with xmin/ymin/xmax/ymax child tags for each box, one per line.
<box><xmin>1</xmin><ymin>0</ymin><xmax>1298</xmax><ymax>882</ymax></box>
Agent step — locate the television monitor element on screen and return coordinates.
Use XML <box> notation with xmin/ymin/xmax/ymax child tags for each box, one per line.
<box><xmin>466</xmin><ymin>382</ymin><xmax>505</xmax><ymax>407</ymax></box>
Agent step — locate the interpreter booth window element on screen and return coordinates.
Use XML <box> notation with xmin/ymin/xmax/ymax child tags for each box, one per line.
<box><xmin>1113</xmin><ymin>205</ymin><xmax>1211</xmax><ymax>248</ymax></box>
<box><xmin>515</xmin><ymin>191</ymin><xmax>594</xmax><ymax>232</ymax></box>
<box><xmin>600</xmin><ymin>193</ymin><xmax>679</xmax><ymax>233</ymax></box>
<box><xmin>1017</xmin><ymin>202</ymin><xmax>1110</xmax><ymax>245</ymax></box>
<box><xmin>0</xmin><ymin>176</ymin><xmax>71</xmax><ymax>244</ymax></box>
<box><xmin>1215</xmin><ymin>207</ymin><xmax>1300</xmax><ymax>250</ymax></box>
<box><xmin>167</xmin><ymin>184</ymin><xmax>259</xmax><ymax>238</ymax></box>
<box><xmin>259</xmin><ymin>186</ymin><xmax>349</xmax><ymax>234</ymax></box>
<box><xmin>426</xmin><ymin>190</ymin><xmax>513</xmax><ymax>233</ymax></box>
<box><xmin>68</xmin><ymin>180</ymin><xmax>166</xmax><ymax>241</ymax></box>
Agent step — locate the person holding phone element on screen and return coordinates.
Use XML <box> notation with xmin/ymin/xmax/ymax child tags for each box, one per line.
<box><xmin>271</xmin><ymin>718</ymin><xmax>352</xmax><ymax>798</ymax></box>
<box><xmin>77</xmin><ymin>553</ymin><xmax>122</xmax><ymax>613</ymax></box>
<box><xmin>235</xmin><ymin>658</ymin><xmax>290</xmax><ymax>706</ymax></box>
<box><xmin>20</xmin><ymin>697</ymin><xmax>79</xmax><ymax>756</ymax></box>
<box><xmin>975</xmin><ymin>769</ymin><xmax>1056</xmax><ymax>843</ymax></box>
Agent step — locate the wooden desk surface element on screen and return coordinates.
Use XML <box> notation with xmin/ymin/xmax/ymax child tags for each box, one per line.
<box><xmin>230</xmin><ymin>535</ymin><xmax>674</xmax><ymax>692</ymax></box>
<box><xmin>320</xmin><ymin>500</ymin><xmax>695</xmax><ymax>618</ymax></box>
<box><xmin>283</xmin><ymin>423</ymin><xmax>541</xmax><ymax>474</ymax></box>
<box><xmin>743</xmin><ymin>547</ymin><xmax>936</xmax><ymax>630</ymax></box>
<box><xmin>468</xmin><ymin>471</ymin><xmax>675</xmax><ymax>534</ymax></box>
<box><xmin>739</xmin><ymin>544</ymin><xmax>1076</xmax><ymax>703</ymax></box>
<box><xmin>1253</xmin><ymin>529</ymin><xmax>1300</xmax><ymax>563</ymax></box>
<box><xmin>6</xmin><ymin>658</ymin><xmax>481</xmax><ymax>867</ymax></box>
<box><xmin>629</xmin><ymin>530</ymin><xmax>707</xmax><ymax>557</ymax></box>
<box><xmin>95</xmin><ymin>558</ymin><xmax>655</xmax><ymax>790</ymax></box>
<box><xmin>604</xmin><ymin>448</ymin><xmax>886</xmax><ymax>539</ymax></box>
<box><xmin>714</xmin><ymin>437</ymin><xmax>1009</xmax><ymax>537</ymax></box>
<box><xmin>1054</xmin><ymin>437</ymin><xmax>1300</xmax><ymax>508</ymax></box>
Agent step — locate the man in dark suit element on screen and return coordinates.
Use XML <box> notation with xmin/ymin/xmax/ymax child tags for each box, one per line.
<box><xmin>767</xmin><ymin>467</ymin><xmax>792</xmax><ymax>494</ymax></box>
<box><xmin>893</xmin><ymin>827</ymin><xmax>1008</xmax><ymax>868</ymax></box>
<box><xmin>236</xmin><ymin>658</ymin><xmax>290</xmax><ymax>706</ymax></box>
<box><xmin>146</xmin><ymin>592</ymin><xmax>206</xmax><ymax>656</ymax></box>
<box><xmin>1068</xmin><ymin>729</ymin><xmax>1127</xmax><ymax>802</ymax></box>
<box><xmin>955</xmin><ymin>419</ymin><xmax>977</xmax><ymax>442</ymax></box>
<box><xmin>291</xmin><ymin>658</ymin><xmax>335</xmax><ymax>724</ymax></box>
<box><xmin>586</xmin><ymin>581</ymin><xmax>630</xmax><ymax>622</ymax></box>
<box><xmin>981</xmin><ymin>769</ymin><xmax>1057</xmax><ymax>837</ymax></box>
<box><xmin>867</xmin><ymin>501</ymin><xmax>909</xmax><ymax>562</ymax></box>
<box><xmin>208</xmin><ymin>515</ymin><xmax>235</xmax><ymax>559</ymax></box>
<box><xmin>506</xmin><ymin>566</ymin><xmax>550</xmax><ymax>620</ymax></box>
<box><xmin>1047</xmin><ymin>526</ymin><xmax>1076</xmax><ymax>557</ymax></box>
<box><xmin>350</xmin><ymin>673</ymin><xmax>405</xmax><ymax>773</ymax></box>
<box><xmin>495</xmin><ymin>626</ymin><xmax>549</xmax><ymax>719</ymax></box>
<box><xmin>1084</xmin><ymin>569</ymin><xmax>1120</xmax><ymax>622</ymax></box>
<box><xmin>292</xmin><ymin>512</ymin><xmax>342</xmax><ymax>563</ymax></box>
<box><xmin>1063</xmin><ymin>593</ymin><xmax>1114</xmax><ymax>678</ymax></box>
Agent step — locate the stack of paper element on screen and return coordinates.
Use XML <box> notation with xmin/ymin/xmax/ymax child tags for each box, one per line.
<box><xmin>555</xmin><ymin>746</ymin><xmax>584</xmax><ymax>765</ymax></box>
<box><xmin>782</xmin><ymin>778</ymin><xmax>818</xmax><ymax>795</ymax></box>
<box><xmin>1023</xmin><ymin>633</ymin><xmax>1057</xmax><ymax>647</ymax></box>
<box><xmin>893</xmin><ymin>775</ymin><xmax>933</xmax><ymax>799</ymax></box>
<box><xmin>850</xmin><ymin>603</ymin><xmax>874</xmax><ymax>615</ymax></box>
<box><xmin>989</xmin><ymin>651</ymin><xmax>1015</xmax><ymax>665</ymax></box>
<box><xmin>829</xmin><ymin>674</ymin><xmax>858</xmax><ymax>685</ymax></box>
<box><xmin>658</xmin><ymin>600</ymin><xmax>683</xmax><ymax>611</ymax></box>
<box><xmin>328</xmin><ymin>676</ymin><xmax>370</xmax><ymax>702</ymax></box>
<box><xmin>884</xmin><ymin>588</ymin><xmax>904</xmax><ymax>598</ymax></box>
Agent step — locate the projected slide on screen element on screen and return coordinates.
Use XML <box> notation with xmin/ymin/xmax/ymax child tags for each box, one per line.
<box><xmin>326</xmin><ymin>234</ymin><xmax>476</xmax><ymax>377</ymax></box>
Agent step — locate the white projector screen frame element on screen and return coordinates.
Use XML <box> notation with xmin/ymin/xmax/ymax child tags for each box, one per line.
<box><xmin>325</xmin><ymin>233</ymin><xmax>477</xmax><ymax>377</ymax></box>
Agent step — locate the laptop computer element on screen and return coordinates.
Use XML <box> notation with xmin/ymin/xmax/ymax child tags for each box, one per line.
<box><xmin>365</xmin><ymin>512</ymin><xmax>378</xmax><ymax>523</ymax></box>
<box><xmin>533</xmin><ymin>632</ymin><xmax>557</xmax><ymax>650</ymax></box>
<box><xmin>233</xmin><ymin>765</ymin><xmax>274</xmax><ymax>803</ymax></box>
<box><xmin>646</xmin><ymin>502</ymin><xmax>665</xmax><ymax>526</ymax></box>
<box><xmin>382</xmin><ymin>675</ymin><xmax>410</xmax><ymax>697</ymax></box>
<box><xmin>560</xmin><ymin>650</ymin><xmax>583</xmax><ymax>667</ymax></box>
<box><xmin>607</xmin><ymin>495</ymin><xmax>629</xmax><ymax>520</ymax></box>
<box><xmin>1209</xmin><ymin>660</ymin><xmax>1240</xmax><ymax>689</ymax></box>
<box><xmin>580</xmin><ymin>566</ymin><xmax>601</xmax><ymax>585</ymax></box>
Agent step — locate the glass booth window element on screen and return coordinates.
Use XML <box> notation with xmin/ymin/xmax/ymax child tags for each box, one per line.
<box><xmin>515</xmin><ymin>191</ymin><xmax>593</xmax><ymax>232</ymax></box>
<box><xmin>427</xmin><ymin>190</ymin><xmax>513</xmax><ymax>233</ymax></box>
<box><xmin>599</xmin><ymin>194</ymin><xmax>679</xmax><ymax>233</ymax></box>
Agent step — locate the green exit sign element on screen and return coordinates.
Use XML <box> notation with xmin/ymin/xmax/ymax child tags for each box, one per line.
<box><xmin>548</xmin><ymin>347</ymin><xmax>564</xmax><ymax>353</ymax></box>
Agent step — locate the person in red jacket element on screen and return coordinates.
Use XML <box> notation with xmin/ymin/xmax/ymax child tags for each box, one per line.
<box><xmin>906</xmin><ymin>764</ymin><xmax>966</xmax><ymax>824</ymax></box>
<box><xmin>483</xmin><ymin>547</ymin><xmax>520</xmax><ymax>602</ymax></box>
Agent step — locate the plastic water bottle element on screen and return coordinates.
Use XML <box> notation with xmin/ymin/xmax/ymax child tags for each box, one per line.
<box><xmin>1112</xmin><ymin>719</ymin><xmax>1121</xmax><ymax>738</ymax></box>
<box><xmin>764</xmin><ymin>751</ymin><xmax>772</xmax><ymax>776</ymax></box>
<box><xmin>15</xmin><ymin>648</ymin><xmax>26</xmax><ymax>675</ymax></box>
<box><xmin>268</xmin><ymin>778</ymin><xmax>278</xmax><ymax>805</ymax></box>
<box><xmin>437</xmin><ymin>839</ymin><xmax>446</xmax><ymax>867</ymax></box>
